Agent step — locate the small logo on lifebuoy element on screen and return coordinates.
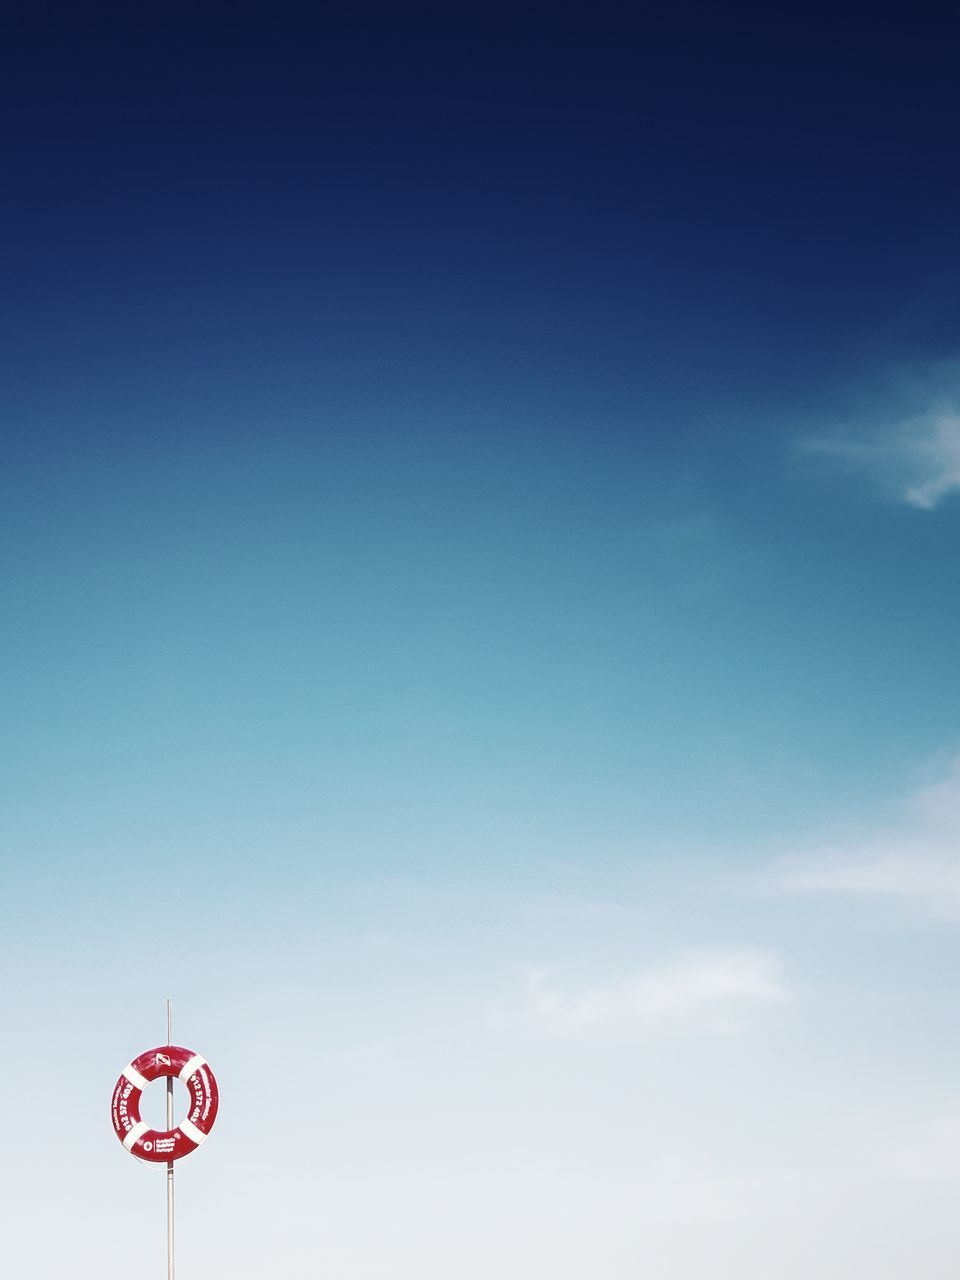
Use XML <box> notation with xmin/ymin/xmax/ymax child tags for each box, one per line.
<box><xmin>155</xmin><ymin>1053</ymin><xmax>171</xmax><ymax>1066</ymax></box>
<box><xmin>144</xmin><ymin>1141</ymin><xmax>153</xmax><ymax>1152</ymax></box>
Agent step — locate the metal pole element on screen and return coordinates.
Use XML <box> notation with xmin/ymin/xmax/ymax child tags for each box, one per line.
<box><xmin>167</xmin><ymin>999</ymin><xmax>175</xmax><ymax>1280</ymax></box>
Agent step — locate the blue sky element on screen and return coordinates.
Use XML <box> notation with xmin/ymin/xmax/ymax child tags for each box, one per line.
<box><xmin>4</xmin><ymin>7</ymin><xmax>960</xmax><ymax>1277</ymax></box>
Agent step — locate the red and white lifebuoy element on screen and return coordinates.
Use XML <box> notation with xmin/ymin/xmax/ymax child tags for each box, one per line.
<box><xmin>111</xmin><ymin>1045</ymin><xmax>219</xmax><ymax>1163</ymax></box>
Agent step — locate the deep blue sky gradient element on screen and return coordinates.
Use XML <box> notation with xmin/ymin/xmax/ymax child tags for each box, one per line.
<box><xmin>4</xmin><ymin>5</ymin><xmax>960</xmax><ymax>911</ymax></box>
<box><xmin>4</xmin><ymin>5</ymin><xmax>960</xmax><ymax>902</ymax></box>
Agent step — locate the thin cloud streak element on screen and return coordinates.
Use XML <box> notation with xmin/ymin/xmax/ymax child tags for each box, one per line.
<box><xmin>523</xmin><ymin>949</ymin><xmax>787</xmax><ymax>1032</ymax></box>
<box><xmin>803</xmin><ymin>400</ymin><xmax>960</xmax><ymax>509</ymax></box>
<box><xmin>775</xmin><ymin>755</ymin><xmax>960</xmax><ymax>917</ymax></box>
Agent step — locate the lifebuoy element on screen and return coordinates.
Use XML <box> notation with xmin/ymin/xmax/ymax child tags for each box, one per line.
<box><xmin>111</xmin><ymin>1045</ymin><xmax>219</xmax><ymax>1163</ymax></box>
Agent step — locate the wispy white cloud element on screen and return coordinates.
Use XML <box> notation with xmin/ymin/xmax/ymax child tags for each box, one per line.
<box><xmin>522</xmin><ymin>948</ymin><xmax>787</xmax><ymax>1032</ymax></box>
<box><xmin>802</xmin><ymin>393</ymin><xmax>960</xmax><ymax>509</ymax></box>
<box><xmin>776</xmin><ymin>756</ymin><xmax>960</xmax><ymax>916</ymax></box>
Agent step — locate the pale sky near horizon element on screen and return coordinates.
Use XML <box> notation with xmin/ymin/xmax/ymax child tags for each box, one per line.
<box><xmin>4</xmin><ymin>7</ymin><xmax>960</xmax><ymax>1277</ymax></box>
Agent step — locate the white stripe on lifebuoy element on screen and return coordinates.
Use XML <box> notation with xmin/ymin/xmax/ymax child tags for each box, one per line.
<box><xmin>123</xmin><ymin>1063</ymin><xmax>149</xmax><ymax>1091</ymax></box>
<box><xmin>123</xmin><ymin>1120</ymin><xmax>149</xmax><ymax>1150</ymax></box>
<box><xmin>180</xmin><ymin>1118</ymin><xmax>207</xmax><ymax>1146</ymax></box>
<box><xmin>178</xmin><ymin>1054</ymin><xmax>207</xmax><ymax>1082</ymax></box>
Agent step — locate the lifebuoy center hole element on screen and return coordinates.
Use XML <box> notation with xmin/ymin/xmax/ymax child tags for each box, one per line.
<box><xmin>140</xmin><ymin>1077</ymin><xmax>191</xmax><ymax>1131</ymax></box>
